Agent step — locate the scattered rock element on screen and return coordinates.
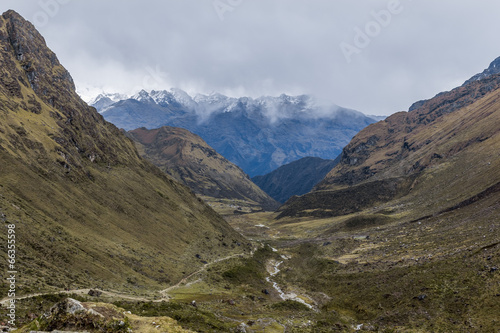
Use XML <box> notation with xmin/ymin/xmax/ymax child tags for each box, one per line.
<box><xmin>262</xmin><ymin>289</ymin><xmax>270</xmax><ymax>295</ymax></box>
<box><xmin>227</xmin><ymin>299</ymin><xmax>236</xmax><ymax>305</ymax></box>
<box><xmin>490</xmin><ymin>267</ymin><xmax>498</xmax><ymax>273</ymax></box>
<box><xmin>416</xmin><ymin>294</ymin><xmax>427</xmax><ymax>301</ymax></box>
<box><xmin>236</xmin><ymin>322</ymin><xmax>248</xmax><ymax>333</ymax></box>
<box><xmin>191</xmin><ymin>300</ymin><xmax>197</xmax><ymax>307</ymax></box>
<box><xmin>88</xmin><ymin>289</ymin><xmax>102</xmax><ymax>297</ymax></box>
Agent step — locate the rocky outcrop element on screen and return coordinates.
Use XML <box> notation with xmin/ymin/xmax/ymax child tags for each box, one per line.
<box><xmin>19</xmin><ymin>298</ymin><xmax>194</xmax><ymax>333</ymax></box>
<box><xmin>463</xmin><ymin>56</ymin><xmax>500</xmax><ymax>85</ymax></box>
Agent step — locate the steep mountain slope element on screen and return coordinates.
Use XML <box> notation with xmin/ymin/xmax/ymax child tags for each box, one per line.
<box><xmin>278</xmin><ymin>66</ymin><xmax>500</xmax><ymax>219</ymax></box>
<box><xmin>127</xmin><ymin>126</ymin><xmax>279</xmax><ymax>211</ymax></box>
<box><xmin>252</xmin><ymin>156</ymin><xmax>339</xmax><ymax>203</ymax></box>
<box><xmin>99</xmin><ymin>90</ymin><xmax>377</xmax><ymax>176</ymax></box>
<box><xmin>0</xmin><ymin>10</ymin><xmax>247</xmax><ymax>294</ymax></box>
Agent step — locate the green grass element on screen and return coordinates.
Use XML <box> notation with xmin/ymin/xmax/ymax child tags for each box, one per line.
<box><xmin>113</xmin><ymin>300</ymin><xmax>237</xmax><ymax>332</ymax></box>
<box><xmin>270</xmin><ymin>300</ymin><xmax>312</xmax><ymax>312</ymax></box>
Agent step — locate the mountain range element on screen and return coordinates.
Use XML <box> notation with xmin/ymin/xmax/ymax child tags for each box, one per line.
<box><xmin>95</xmin><ymin>90</ymin><xmax>378</xmax><ymax>176</ymax></box>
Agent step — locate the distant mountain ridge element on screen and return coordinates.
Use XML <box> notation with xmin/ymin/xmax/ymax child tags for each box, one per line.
<box><xmin>409</xmin><ymin>56</ymin><xmax>500</xmax><ymax>112</ymax></box>
<box><xmin>97</xmin><ymin>90</ymin><xmax>377</xmax><ymax>176</ymax></box>
<box><xmin>464</xmin><ymin>56</ymin><xmax>500</xmax><ymax>85</ymax></box>
<box><xmin>88</xmin><ymin>92</ymin><xmax>128</xmax><ymax>112</ymax></box>
<box><xmin>252</xmin><ymin>156</ymin><xmax>339</xmax><ymax>203</ymax></box>
<box><xmin>128</xmin><ymin>126</ymin><xmax>279</xmax><ymax>211</ymax></box>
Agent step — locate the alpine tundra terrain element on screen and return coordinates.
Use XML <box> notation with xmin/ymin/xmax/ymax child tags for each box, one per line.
<box><xmin>0</xmin><ymin>9</ymin><xmax>499</xmax><ymax>333</ymax></box>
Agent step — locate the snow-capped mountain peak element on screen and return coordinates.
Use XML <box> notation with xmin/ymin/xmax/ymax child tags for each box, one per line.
<box><xmin>99</xmin><ymin>89</ymin><xmax>376</xmax><ymax>177</ymax></box>
<box><xmin>131</xmin><ymin>89</ymin><xmax>154</xmax><ymax>103</ymax></box>
<box><xmin>88</xmin><ymin>92</ymin><xmax>129</xmax><ymax>113</ymax></box>
<box><xmin>170</xmin><ymin>88</ymin><xmax>196</xmax><ymax>109</ymax></box>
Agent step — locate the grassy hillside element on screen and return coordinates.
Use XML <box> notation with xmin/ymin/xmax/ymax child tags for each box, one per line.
<box><xmin>0</xmin><ymin>10</ymin><xmax>248</xmax><ymax>295</ymax></box>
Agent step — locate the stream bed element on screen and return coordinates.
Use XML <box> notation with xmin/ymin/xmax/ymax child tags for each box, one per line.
<box><xmin>265</xmin><ymin>259</ymin><xmax>314</xmax><ymax>309</ymax></box>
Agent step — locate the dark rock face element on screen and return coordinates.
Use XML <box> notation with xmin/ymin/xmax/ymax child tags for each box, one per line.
<box><xmin>252</xmin><ymin>156</ymin><xmax>339</xmax><ymax>203</ymax></box>
<box><xmin>100</xmin><ymin>91</ymin><xmax>377</xmax><ymax>177</ymax></box>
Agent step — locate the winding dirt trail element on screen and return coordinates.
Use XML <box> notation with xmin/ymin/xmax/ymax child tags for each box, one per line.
<box><xmin>0</xmin><ymin>288</ymin><xmax>151</xmax><ymax>306</ymax></box>
<box><xmin>160</xmin><ymin>252</ymin><xmax>247</xmax><ymax>295</ymax></box>
<box><xmin>0</xmin><ymin>252</ymin><xmax>249</xmax><ymax>306</ymax></box>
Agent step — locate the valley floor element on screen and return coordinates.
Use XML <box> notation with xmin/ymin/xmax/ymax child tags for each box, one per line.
<box><xmin>2</xmin><ymin>191</ymin><xmax>499</xmax><ymax>332</ymax></box>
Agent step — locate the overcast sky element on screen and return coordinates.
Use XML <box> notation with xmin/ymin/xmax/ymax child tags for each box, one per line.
<box><xmin>3</xmin><ymin>0</ymin><xmax>500</xmax><ymax>115</ymax></box>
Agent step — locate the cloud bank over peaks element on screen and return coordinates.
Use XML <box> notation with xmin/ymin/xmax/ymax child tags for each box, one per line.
<box><xmin>90</xmin><ymin>88</ymin><xmax>369</xmax><ymax>123</ymax></box>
